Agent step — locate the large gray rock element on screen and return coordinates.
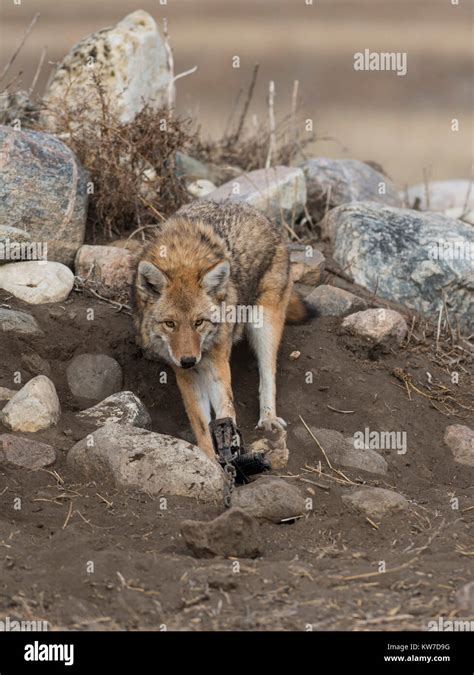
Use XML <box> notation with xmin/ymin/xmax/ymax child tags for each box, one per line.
<box><xmin>0</xmin><ymin>375</ymin><xmax>61</xmax><ymax>432</ymax></box>
<box><xmin>77</xmin><ymin>391</ymin><xmax>151</xmax><ymax>429</ymax></box>
<box><xmin>0</xmin><ymin>126</ymin><xmax>88</xmax><ymax>265</ymax></box>
<box><xmin>0</xmin><ymin>308</ymin><xmax>44</xmax><ymax>338</ymax></box>
<box><xmin>231</xmin><ymin>476</ymin><xmax>307</xmax><ymax>522</ymax></box>
<box><xmin>305</xmin><ymin>285</ymin><xmax>367</xmax><ymax>317</ymax></box>
<box><xmin>293</xmin><ymin>426</ymin><xmax>388</xmax><ymax>475</ymax></box>
<box><xmin>0</xmin><ymin>261</ymin><xmax>75</xmax><ymax>304</ymax></box>
<box><xmin>343</xmin><ymin>487</ymin><xmax>409</xmax><ymax>519</ymax></box>
<box><xmin>68</xmin><ymin>423</ymin><xmax>225</xmax><ymax>503</ymax></box>
<box><xmin>41</xmin><ymin>10</ymin><xmax>171</xmax><ymax>132</ymax></box>
<box><xmin>181</xmin><ymin>507</ymin><xmax>261</xmax><ymax>558</ymax></box>
<box><xmin>203</xmin><ymin>166</ymin><xmax>306</xmax><ymax>225</ymax></box>
<box><xmin>403</xmin><ymin>179</ymin><xmax>474</xmax><ymax>212</ymax></box>
<box><xmin>66</xmin><ymin>353</ymin><xmax>123</xmax><ymax>402</ymax></box>
<box><xmin>444</xmin><ymin>425</ymin><xmax>474</xmax><ymax>467</ymax></box>
<box><xmin>322</xmin><ymin>202</ymin><xmax>474</xmax><ymax>329</ymax></box>
<box><xmin>301</xmin><ymin>158</ymin><xmax>401</xmax><ymax>220</ymax></box>
<box><xmin>0</xmin><ymin>434</ymin><xmax>56</xmax><ymax>470</ymax></box>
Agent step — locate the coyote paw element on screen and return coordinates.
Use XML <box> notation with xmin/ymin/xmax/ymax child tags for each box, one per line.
<box><xmin>257</xmin><ymin>416</ymin><xmax>287</xmax><ymax>433</ymax></box>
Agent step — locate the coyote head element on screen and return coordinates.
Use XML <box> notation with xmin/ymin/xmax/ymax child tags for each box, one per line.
<box><xmin>133</xmin><ymin>258</ymin><xmax>230</xmax><ymax>368</ymax></box>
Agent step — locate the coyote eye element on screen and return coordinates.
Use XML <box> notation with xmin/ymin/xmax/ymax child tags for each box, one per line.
<box><xmin>165</xmin><ymin>321</ymin><xmax>175</xmax><ymax>329</ymax></box>
<box><xmin>195</xmin><ymin>319</ymin><xmax>204</xmax><ymax>327</ymax></box>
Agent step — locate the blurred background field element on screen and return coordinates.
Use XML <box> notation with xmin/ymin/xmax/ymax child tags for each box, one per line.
<box><xmin>1</xmin><ymin>0</ymin><xmax>472</xmax><ymax>186</ymax></box>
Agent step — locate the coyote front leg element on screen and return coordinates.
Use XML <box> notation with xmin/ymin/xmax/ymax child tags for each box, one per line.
<box><xmin>199</xmin><ymin>343</ymin><xmax>236</xmax><ymax>422</ymax></box>
<box><xmin>174</xmin><ymin>344</ymin><xmax>236</xmax><ymax>460</ymax></box>
<box><xmin>174</xmin><ymin>367</ymin><xmax>214</xmax><ymax>459</ymax></box>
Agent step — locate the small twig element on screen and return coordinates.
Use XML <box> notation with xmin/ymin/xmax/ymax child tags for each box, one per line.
<box><xmin>0</xmin><ymin>13</ymin><xmax>40</xmax><ymax>82</ymax></box>
<box><xmin>126</xmin><ymin>224</ymin><xmax>158</xmax><ymax>241</ymax></box>
<box><xmin>323</xmin><ymin>185</ymin><xmax>332</xmax><ymax>220</ymax></box>
<box><xmin>327</xmin><ymin>405</ymin><xmax>355</xmax><ymax>414</ymax></box>
<box><xmin>302</xmin><ymin>465</ymin><xmax>352</xmax><ymax>486</ymax></box>
<box><xmin>139</xmin><ymin>196</ymin><xmax>166</xmax><ymax>222</ymax></box>
<box><xmin>62</xmin><ymin>501</ymin><xmax>74</xmax><ymax>529</ymax></box>
<box><xmin>172</xmin><ymin>65</ymin><xmax>198</xmax><ymax>85</ymax></box>
<box><xmin>405</xmin><ymin>315</ymin><xmax>416</xmax><ymax>346</ymax></box>
<box><xmin>290</xmin><ymin>79</ymin><xmax>299</xmax><ymax>163</ymax></box>
<box><xmin>96</xmin><ymin>492</ymin><xmax>113</xmax><ymax>508</ymax></box>
<box><xmin>299</xmin><ymin>415</ymin><xmax>355</xmax><ymax>485</ymax></box>
<box><xmin>231</xmin><ymin>63</ymin><xmax>259</xmax><ymax>144</ymax></box>
<box><xmin>443</xmin><ymin>293</ymin><xmax>454</xmax><ymax>345</ymax></box>
<box><xmin>29</xmin><ymin>46</ymin><xmax>47</xmax><ymax>93</ymax></box>
<box><xmin>370</xmin><ymin>276</ymin><xmax>380</xmax><ymax>305</ymax></box>
<box><xmin>162</xmin><ymin>18</ymin><xmax>176</xmax><ymax>112</ymax></box>
<box><xmin>435</xmin><ymin>302</ymin><xmax>443</xmax><ymax>353</ymax></box>
<box><xmin>265</xmin><ymin>80</ymin><xmax>276</xmax><ymax>169</ymax></box>
<box><xmin>299</xmin><ymin>477</ymin><xmax>331</xmax><ymax>492</ymax></box>
<box><xmin>366</xmin><ymin>517</ymin><xmax>379</xmax><ymax>530</ymax></box>
<box><xmin>422</xmin><ymin>166</ymin><xmax>432</xmax><ymax>210</ymax></box>
<box><xmin>460</xmin><ymin>178</ymin><xmax>472</xmax><ymax>218</ymax></box>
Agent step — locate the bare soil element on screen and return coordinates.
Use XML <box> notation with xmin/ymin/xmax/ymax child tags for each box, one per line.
<box><xmin>0</xmin><ymin>278</ymin><xmax>472</xmax><ymax>631</ymax></box>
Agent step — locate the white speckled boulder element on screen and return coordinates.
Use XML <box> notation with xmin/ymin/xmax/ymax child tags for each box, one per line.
<box><xmin>41</xmin><ymin>10</ymin><xmax>171</xmax><ymax>132</ymax></box>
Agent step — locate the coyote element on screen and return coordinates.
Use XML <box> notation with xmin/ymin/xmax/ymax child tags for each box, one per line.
<box><xmin>132</xmin><ymin>201</ymin><xmax>315</xmax><ymax>460</ymax></box>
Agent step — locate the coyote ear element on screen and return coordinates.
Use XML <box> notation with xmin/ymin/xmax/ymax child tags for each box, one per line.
<box><xmin>202</xmin><ymin>260</ymin><xmax>230</xmax><ymax>293</ymax></box>
<box><xmin>137</xmin><ymin>261</ymin><xmax>168</xmax><ymax>295</ymax></box>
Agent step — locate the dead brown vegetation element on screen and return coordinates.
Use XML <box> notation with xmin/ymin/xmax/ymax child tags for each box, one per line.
<box><xmin>35</xmin><ymin>75</ymin><xmax>192</xmax><ymax>241</ymax></box>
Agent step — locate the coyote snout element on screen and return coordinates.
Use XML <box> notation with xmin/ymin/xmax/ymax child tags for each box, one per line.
<box><xmin>180</xmin><ymin>356</ymin><xmax>197</xmax><ymax>369</ymax></box>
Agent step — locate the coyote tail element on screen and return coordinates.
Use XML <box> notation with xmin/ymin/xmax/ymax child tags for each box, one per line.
<box><xmin>285</xmin><ymin>289</ymin><xmax>319</xmax><ymax>324</ymax></box>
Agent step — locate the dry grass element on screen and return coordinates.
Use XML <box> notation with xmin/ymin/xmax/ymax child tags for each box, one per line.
<box><xmin>189</xmin><ymin>64</ymin><xmax>316</xmax><ymax>173</ymax></box>
<box><xmin>190</xmin><ymin>108</ymin><xmax>315</xmax><ymax>173</ymax></box>
<box><xmin>34</xmin><ymin>75</ymin><xmax>192</xmax><ymax>241</ymax></box>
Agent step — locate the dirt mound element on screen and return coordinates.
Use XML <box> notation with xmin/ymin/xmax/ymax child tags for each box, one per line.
<box><xmin>0</xmin><ymin>286</ymin><xmax>472</xmax><ymax>631</ymax></box>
